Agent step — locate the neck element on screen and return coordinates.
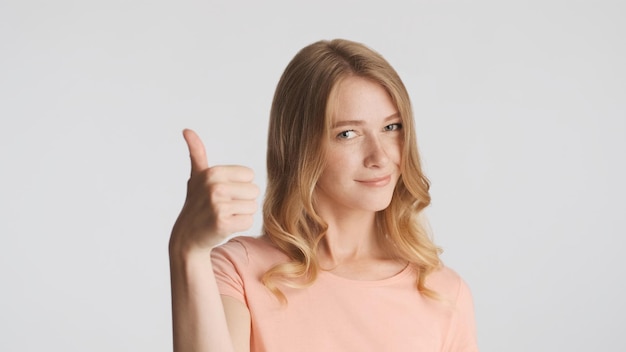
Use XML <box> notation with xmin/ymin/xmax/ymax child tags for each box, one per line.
<box><xmin>317</xmin><ymin>208</ymin><xmax>384</xmax><ymax>265</ymax></box>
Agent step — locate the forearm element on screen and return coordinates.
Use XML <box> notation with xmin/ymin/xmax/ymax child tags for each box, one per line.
<box><xmin>169</xmin><ymin>129</ymin><xmax>256</xmax><ymax>351</ymax></box>
<box><xmin>169</xmin><ymin>249</ymin><xmax>234</xmax><ymax>352</ymax></box>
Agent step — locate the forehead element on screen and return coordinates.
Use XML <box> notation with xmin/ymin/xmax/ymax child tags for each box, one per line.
<box><xmin>328</xmin><ymin>76</ymin><xmax>399</xmax><ymax>124</ymax></box>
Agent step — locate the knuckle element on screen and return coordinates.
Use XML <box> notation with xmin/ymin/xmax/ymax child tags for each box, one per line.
<box><xmin>205</xmin><ymin>167</ymin><xmax>221</xmax><ymax>180</ymax></box>
<box><xmin>213</xmin><ymin>214</ymin><xmax>230</xmax><ymax>231</ymax></box>
<box><xmin>210</xmin><ymin>183</ymin><xmax>228</xmax><ymax>198</ymax></box>
<box><xmin>213</xmin><ymin>204</ymin><xmax>230</xmax><ymax>218</ymax></box>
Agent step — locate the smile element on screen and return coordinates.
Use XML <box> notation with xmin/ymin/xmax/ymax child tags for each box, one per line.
<box><xmin>356</xmin><ymin>175</ymin><xmax>392</xmax><ymax>187</ymax></box>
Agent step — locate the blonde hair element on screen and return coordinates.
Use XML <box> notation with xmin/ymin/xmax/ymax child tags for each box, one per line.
<box><xmin>262</xmin><ymin>39</ymin><xmax>441</xmax><ymax>302</ymax></box>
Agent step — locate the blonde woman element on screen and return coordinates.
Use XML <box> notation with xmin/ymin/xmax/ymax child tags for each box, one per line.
<box><xmin>169</xmin><ymin>39</ymin><xmax>478</xmax><ymax>352</ymax></box>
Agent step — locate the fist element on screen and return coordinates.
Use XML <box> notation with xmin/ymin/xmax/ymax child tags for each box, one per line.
<box><xmin>170</xmin><ymin>129</ymin><xmax>260</xmax><ymax>253</ymax></box>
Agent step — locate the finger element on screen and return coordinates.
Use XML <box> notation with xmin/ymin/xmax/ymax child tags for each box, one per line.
<box><xmin>206</xmin><ymin>165</ymin><xmax>255</xmax><ymax>183</ymax></box>
<box><xmin>228</xmin><ymin>214</ymin><xmax>255</xmax><ymax>232</ymax></box>
<box><xmin>210</xmin><ymin>183</ymin><xmax>260</xmax><ymax>201</ymax></box>
<box><xmin>182</xmin><ymin>129</ymin><xmax>209</xmax><ymax>175</ymax></box>
<box><xmin>214</xmin><ymin>214</ymin><xmax>255</xmax><ymax>235</ymax></box>
<box><xmin>224</xmin><ymin>200</ymin><xmax>258</xmax><ymax>215</ymax></box>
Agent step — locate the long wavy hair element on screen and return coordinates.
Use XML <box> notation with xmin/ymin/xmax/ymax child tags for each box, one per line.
<box><xmin>262</xmin><ymin>39</ymin><xmax>441</xmax><ymax>302</ymax></box>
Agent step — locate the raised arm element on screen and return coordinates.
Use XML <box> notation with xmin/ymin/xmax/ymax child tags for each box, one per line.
<box><xmin>169</xmin><ymin>129</ymin><xmax>257</xmax><ymax>352</ymax></box>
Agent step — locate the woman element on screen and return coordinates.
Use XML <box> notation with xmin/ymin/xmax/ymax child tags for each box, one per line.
<box><xmin>169</xmin><ymin>39</ymin><xmax>478</xmax><ymax>351</ymax></box>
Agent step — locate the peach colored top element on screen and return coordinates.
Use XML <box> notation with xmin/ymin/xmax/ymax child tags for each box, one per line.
<box><xmin>212</xmin><ymin>236</ymin><xmax>478</xmax><ymax>352</ymax></box>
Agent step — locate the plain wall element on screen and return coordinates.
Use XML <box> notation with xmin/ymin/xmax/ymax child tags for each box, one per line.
<box><xmin>1</xmin><ymin>1</ymin><xmax>624</xmax><ymax>351</ymax></box>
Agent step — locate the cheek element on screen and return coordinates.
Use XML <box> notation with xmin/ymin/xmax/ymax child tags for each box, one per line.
<box><xmin>321</xmin><ymin>156</ymin><xmax>347</xmax><ymax>180</ymax></box>
<box><xmin>396</xmin><ymin>143</ymin><xmax>403</xmax><ymax>163</ymax></box>
<box><xmin>324</xmin><ymin>146</ymin><xmax>354</xmax><ymax>167</ymax></box>
<box><xmin>385</xmin><ymin>138</ymin><xmax>403</xmax><ymax>163</ymax></box>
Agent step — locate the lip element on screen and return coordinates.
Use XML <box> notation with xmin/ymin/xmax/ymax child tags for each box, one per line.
<box><xmin>356</xmin><ymin>175</ymin><xmax>392</xmax><ymax>187</ymax></box>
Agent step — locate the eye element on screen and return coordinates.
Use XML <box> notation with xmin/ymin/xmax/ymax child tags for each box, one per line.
<box><xmin>384</xmin><ymin>123</ymin><xmax>403</xmax><ymax>131</ymax></box>
<box><xmin>337</xmin><ymin>130</ymin><xmax>357</xmax><ymax>139</ymax></box>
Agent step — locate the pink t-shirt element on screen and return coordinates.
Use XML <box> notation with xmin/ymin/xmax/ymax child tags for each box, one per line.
<box><xmin>211</xmin><ymin>236</ymin><xmax>478</xmax><ymax>352</ymax></box>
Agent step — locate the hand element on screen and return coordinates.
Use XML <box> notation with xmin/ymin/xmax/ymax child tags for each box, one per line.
<box><xmin>170</xmin><ymin>129</ymin><xmax>260</xmax><ymax>255</ymax></box>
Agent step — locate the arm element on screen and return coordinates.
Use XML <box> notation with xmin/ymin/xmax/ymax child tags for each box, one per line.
<box><xmin>169</xmin><ymin>129</ymin><xmax>257</xmax><ymax>352</ymax></box>
<box><xmin>222</xmin><ymin>296</ymin><xmax>252</xmax><ymax>352</ymax></box>
<box><xmin>170</xmin><ymin>251</ymin><xmax>243</xmax><ymax>352</ymax></box>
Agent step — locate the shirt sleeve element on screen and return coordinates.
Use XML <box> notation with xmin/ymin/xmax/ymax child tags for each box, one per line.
<box><xmin>445</xmin><ymin>278</ymin><xmax>479</xmax><ymax>351</ymax></box>
<box><xmin>210</xmin><ymin>239</ymin><xmax>250</xmax><ymax>305</ymax></box>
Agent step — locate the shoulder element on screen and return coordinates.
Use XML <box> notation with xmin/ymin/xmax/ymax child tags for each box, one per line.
<box><xmin>428</xmin><ymin>266</ymin><xmax>479</xmax><ymax>350</ymax></box>
<box><xmin>211</xmin><ymin>235</ymin><xmax>287</xmax><ymax>268</ymax></box>
<box><xmin>425</xmin><ymin>265</ymin><xmax>473</xmax><ymax>304</ymax></box>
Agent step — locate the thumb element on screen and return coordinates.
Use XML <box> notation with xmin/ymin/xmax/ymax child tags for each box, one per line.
<box><xmin>182</xmin><ymin>129</ymin><xmax>209</xmax><ymax>175</ymax></box>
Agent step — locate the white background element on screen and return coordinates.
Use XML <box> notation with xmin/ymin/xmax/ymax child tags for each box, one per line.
<box><xmin>1</xmin><ymin>1</ymin><xmax>624</xmax><ymax>351</ymax></box>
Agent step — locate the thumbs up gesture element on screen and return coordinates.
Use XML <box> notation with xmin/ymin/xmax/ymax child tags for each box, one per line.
<box><xmin>170</xmin><ymin>129</ymin><xmax>260</xmax><ymax>255</ymax></box>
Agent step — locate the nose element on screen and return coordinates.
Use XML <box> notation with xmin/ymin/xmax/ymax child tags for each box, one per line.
<box><xmin>363</xmin><ymin>136</ymin><xmax>390</xmax><ymax>168</ymax></box>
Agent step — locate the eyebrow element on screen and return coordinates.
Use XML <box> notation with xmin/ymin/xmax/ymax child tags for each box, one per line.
<box><xmin>331</xmin><ymin>113</ymin><xmax>401</xmax><ymax>128</ymax></box>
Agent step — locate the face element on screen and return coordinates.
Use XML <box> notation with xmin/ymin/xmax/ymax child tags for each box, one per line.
<box><xmin>314</xmin><ymin>76</ymin><xmax>403</xmax><ymax>217</ymax></box>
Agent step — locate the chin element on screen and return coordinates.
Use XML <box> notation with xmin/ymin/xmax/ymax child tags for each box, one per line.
<box><xmin>361</xmin><ymin>197</ymin><xmax>394</xmax><ymax>213</ymax></box>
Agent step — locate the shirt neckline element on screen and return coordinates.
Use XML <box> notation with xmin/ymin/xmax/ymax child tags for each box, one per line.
<box><xmin>318</xmin><ymin>262</ymin><xmax>414</xmax><ymax>287</ymax></box>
